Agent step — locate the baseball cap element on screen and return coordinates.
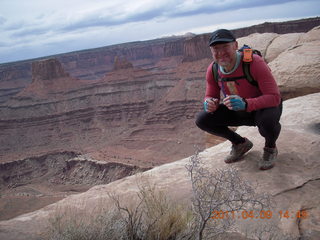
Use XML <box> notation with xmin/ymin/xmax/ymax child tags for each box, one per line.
<box><xmin>208</xmin><ymin>29</ymin><xmax>236</xmax><ymax>46</ymax></box>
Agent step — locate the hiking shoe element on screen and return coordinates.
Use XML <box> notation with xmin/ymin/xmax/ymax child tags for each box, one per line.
<box><xmin>224</xmin><ymin>138</ymin><xmax>253</xmax><ymax>163</ymax></box>
<box><xmin>259</xmin><ymin>147</ymin><xmax>278</xmax><ymax>170</ymax></box>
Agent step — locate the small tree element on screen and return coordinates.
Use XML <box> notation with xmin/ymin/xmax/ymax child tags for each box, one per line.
<box><xmin>186</xmin><ymin>150</ymin><xmax>270</xmax><ymax>240</ymax></box>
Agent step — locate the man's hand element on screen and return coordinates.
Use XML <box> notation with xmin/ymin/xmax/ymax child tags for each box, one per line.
<box><xmin>223</xmin><ymin>95</ymin><xmax>247</xmax><ymax>111</ymax></box>
<box><xmin>204</xmin><ymin>98</ymin><xmax>219</xmax><ymax>113</ymax></box>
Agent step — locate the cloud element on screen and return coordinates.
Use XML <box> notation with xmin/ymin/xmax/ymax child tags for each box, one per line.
<box><xmin>0</xmin><ymin>0</ymin><xmax>318</xmax><ymax>63</ymax></box>
<box><xmin>0</xmin><ymin>15</ymin><xmax>6</xmax><ymax>25</ymax></box>
<box><xmin>3</xmin><ymin>0</ymin><xmax>299</xmax><ymax>37</ymax></box>
<box><xmin>57</xmin><ymin>0</ymin><xmax>298</xmax><ymax>32</ymax></box>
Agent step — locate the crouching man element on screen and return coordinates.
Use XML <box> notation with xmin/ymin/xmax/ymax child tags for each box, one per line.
<box><xmin>195</xmin><ymin>29</ymin><xmax>282</xmax><ymax>170</ymax></box>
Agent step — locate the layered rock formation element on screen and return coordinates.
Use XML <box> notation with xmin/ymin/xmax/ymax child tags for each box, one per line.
<box><xmin>0</xmin><ymin>61</ymin><xmax>31</xmax><ymax>103</ymax></box>
<box><xmin>0</xmin><ymin>54</ymin><xmax>206</xmax><ymax>166</ymax></box>
<box><xmin>0</xmin><ymin>17</ymin><xmax>319</xmax><ymax>103</ymax></box>
<box><xmin>0</xmin><ymin>151</ymin><xmax>147</xmax><ymax>220</ymax></box>
<box><xmin>0</xmin><ymin>93</ymin><xmax>319</xmax><ymax>240</ymax></box>
<box><xmin>1</xmin><ymin>24</ymin><xmax>320</xmax><ymax>167</ymax></box>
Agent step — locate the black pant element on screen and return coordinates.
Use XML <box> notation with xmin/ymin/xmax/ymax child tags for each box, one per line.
<box><xmin>195</xmin><ymin>103</ymin><xmax>283</xmax><ymax>148</ymax></box>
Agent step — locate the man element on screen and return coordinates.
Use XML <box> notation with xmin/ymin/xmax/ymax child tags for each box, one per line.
<box><xmin>195</xmin><ymin>29</ymin><xmax>282</xmax><ymax>170</ymax></box>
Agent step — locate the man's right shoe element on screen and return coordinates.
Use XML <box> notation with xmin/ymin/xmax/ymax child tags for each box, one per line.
<box><xmin>259</xmin><ymin>147</ymin><xmax>278</xmax><ymax>170</ymax></box>
<box><xmin>224</xmin><ymin>138</ymin><xmax>253</xmax><ymax>163</ymax></box>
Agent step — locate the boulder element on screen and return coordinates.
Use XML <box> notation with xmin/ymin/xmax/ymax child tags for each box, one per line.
<box><xmin>298</xmin><ymin>25</ymin><xmax>320</xmax><ymax>43</ymax></box>
<box><xmin>264</xmin><ymin>32</ymin><xmax>303</xmax><ymax>62</ymax></box>
<box><xmin>237</xmin><ymin>32</ymin><xmax>278</xmax><ymax>57</ymax></box>
<box><xmin>268</xmin><ymin>40</ymin><xmax>320</xmax><ymax>98</ymax></box>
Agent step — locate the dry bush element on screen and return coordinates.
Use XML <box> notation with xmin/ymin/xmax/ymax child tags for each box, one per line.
<box><xmin>108</xmin><ymin>181</ymin><xmax>194</xmax><ymax>240</ymax></box>
<box><xmin>46</xmin><ymin>179</ymin><xmax>194</xmax><ymax>240</ymax></box>
<box><xmin>185</xmin><ymin>149</ymin><xmax>271</xmax><ymax>240</ymax></box>
<box><xmin>46</xmin><ymin>204</ymin><xmax>121</xmax><ymax>240</ymax></box>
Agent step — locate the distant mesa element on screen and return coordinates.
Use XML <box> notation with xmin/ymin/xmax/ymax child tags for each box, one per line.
<box><xmin>19</xmin><ymin>58</ymin><xmax>81</xmax><ymax>98</ymax></box>
<box><xmin>113</xmin><ymin>56</ymin><xmax>133</xmax><ymax>71</ymax></box>
<box><xmin>32</xmin><ymin>58</ymin><xmax>69</xmax><ymax>80</ymax></box>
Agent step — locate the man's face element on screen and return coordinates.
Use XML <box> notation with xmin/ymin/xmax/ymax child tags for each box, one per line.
<box><xmin>210</xmin><ymin>41</ymin><xmax>238</xmax><ymax>69</ymax></box>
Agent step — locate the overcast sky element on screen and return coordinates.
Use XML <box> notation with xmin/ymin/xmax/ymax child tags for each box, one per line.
<box><xmin>0</xmin><ymin>0</ymin><xmax>319</xmax><ymax>64</ymax></box>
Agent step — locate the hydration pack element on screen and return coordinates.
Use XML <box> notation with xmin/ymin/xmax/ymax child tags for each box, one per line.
<box><xmin>212</xmin><ymin>44</ymin><xmax>262</xmax><ymax>87</ymax></box>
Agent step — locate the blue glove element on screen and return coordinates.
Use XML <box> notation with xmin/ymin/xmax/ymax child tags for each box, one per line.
<box><xmin>204</xmin><ymin>101</ymin><xmax>208</xmax><ymax>112</ymax></box>
<box><xmin>224</xmin><ymin>95</ymin><xmax>247</xmax><ymax>111</ymax></box>
<box><xmin>230</xmin><ymin>95</ymin><xmax>246</xmax><ymax>111</ymax></box>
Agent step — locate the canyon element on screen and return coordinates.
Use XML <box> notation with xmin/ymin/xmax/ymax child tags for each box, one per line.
<box><xmin>1</xmin><ymin>17</ymin><xmax>319</xmax><ymax>102</ymax></box>
<box><xmin>1</xmin><ymin>17</ymin><xmax>319</xmax><ymax>166</ymax></box>
<box><xmin>0</xmin><ymin>17</ymin><xmax>320</xmax><ymax>225</ymax></box>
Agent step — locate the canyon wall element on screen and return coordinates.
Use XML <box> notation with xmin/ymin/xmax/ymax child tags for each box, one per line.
<box><xmin>0</xmin><ymin>17</ymin><xmax>320</xmax><ymax>167</ymax></box>
<box><xmin>0</xmin><ymin>55</ymin><xmax>206</xmax><ymax>166</ymax></box>
<box><xmin>0</xmin><ymin>17</ymin><xmax>319</xmax><ymax>103</ymax></box>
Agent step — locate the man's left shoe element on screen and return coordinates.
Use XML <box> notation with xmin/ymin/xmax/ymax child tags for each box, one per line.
<box><xmin>259</xmin><ymin>147</ymin><xmax>278</xmax><ymax>170</ymax></box>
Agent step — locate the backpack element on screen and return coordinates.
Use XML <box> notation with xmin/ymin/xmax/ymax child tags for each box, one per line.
<box><xmin>212</xmin><ymin>44</ymin><xmax>262</xmax><ymax>87</ymax></box>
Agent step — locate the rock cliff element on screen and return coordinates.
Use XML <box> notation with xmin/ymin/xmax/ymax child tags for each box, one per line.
<box><xmin>1</xmin><ymin>24</ymin><xmax>320</xmax><ymax>168</ymax></box>
<box><xmin>0</xmin><ymin>17</ymin><xmax>319</xmax><ymax>103</ymax></box>
<box><xmin>0</xmin><ymin>55</ymin><xmax>206</xmax><ymax>166</ymax></box>
<box><xmin>0</xmin><ymin>93</ymin><xmax>319</xmax><ymax>240</ymax></box>
<box><xmin>0</xmin><ymin>151</ymin><xmax>148</xmax><ymax>221</ymax></box>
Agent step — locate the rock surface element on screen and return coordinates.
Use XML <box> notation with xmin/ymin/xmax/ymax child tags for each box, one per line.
<box><xmin>264</xmin><ymin>32</ymin><xmax>303</xmax><ymax>62</ymax></box>
<box><xmin>0</xmin><ymin>93</ymin><xmax>319</xmax><ymax>240</ymax></box>
<box><xmin>268</xmin><ymin>26</ymin><xmax>320</xmax><ymax>99</ymax></box>
<box><xmin>237</xmin><ymin>32</ymin><xmax>279</xmax><ymax>57</ymax></box>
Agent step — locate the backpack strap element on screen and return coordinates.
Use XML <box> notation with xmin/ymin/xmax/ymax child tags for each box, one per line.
<box><xmin>212</xmin><ymin>60</ymin><xmax>258</xmax><ymax>87</ymax></box>
<box><xmin>242</xmin><ymin>62</ymin><xmax>258</xmax><ymax>87</ymax></box>
<box><xmin>212</xmin><ymin>62</ymin><xmax>220</xmax><ymax>83</ymax></box>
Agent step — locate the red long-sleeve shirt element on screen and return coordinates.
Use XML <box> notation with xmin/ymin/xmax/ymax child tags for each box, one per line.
<box><xmin>205</xmin><ymin>54</ymin><xmax>281</xmax><ymax>112</ymax></box>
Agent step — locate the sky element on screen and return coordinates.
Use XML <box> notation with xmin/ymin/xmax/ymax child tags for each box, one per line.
<box><xmin>0</xmin><ymin>0</ymin><xmax>319</xmax><ymax>64</ymax></box>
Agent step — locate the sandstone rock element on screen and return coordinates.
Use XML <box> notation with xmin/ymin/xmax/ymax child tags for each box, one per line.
<box><xmin>298</xmin><ymin>25</ymin><xmax>320</xmax><ymax>43</ymax></box>
<box><xmin>32</xmin><ymin>58</ymin><xmax>69</xmax><ymax>80</ymax></box>
<box><xmin>264</xmin><ymin>32</ymin><xmax>303</xmax><ymax>62</ymax></box>
<box><xmin>163</xmin><ymin>39</ymin><xmax>185</xmax><ymax>57</ymax></box>
<box><xmin>237</xmin><ymin>32</ymin><xmax>278</xmax><ymax>57</ymax></box>
<box><xmin>0</xmin><ymin>93</ymin><xmax>319</xmax><ymax>240</ymax></box>
<box><xmin>182</xmin><ymin>34</ymin><xmax>211</xmax><ymax>62</ymax></box>
<box><xmin>268</xmin><ymin>40</ymin><xmax>320</xmax><ymax>99</ymax></box>
<box><xmin>232</xmin><ymin>17</ymin><xmax>320</xmax><ymax>38</ymax></box>
<box><xmin>15</xmin><ymin>58</ymin><xmax>82</xmax><ymax>99</ymax></box>
<box><xmin>113</xmin><ymin>56</ymin><xmax>133</xmax><ymax>70</ymax></box>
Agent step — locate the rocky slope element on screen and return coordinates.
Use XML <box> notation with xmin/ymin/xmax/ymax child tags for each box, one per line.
<box><xmin>0</xmin><ymin>151</ymin><xmax>147</xmax><ymax>220</ymax></box>
<box><xmin>0</xmin><ymin>93</ymin><xmax>319</xmax><ymax>240</ymax></box>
